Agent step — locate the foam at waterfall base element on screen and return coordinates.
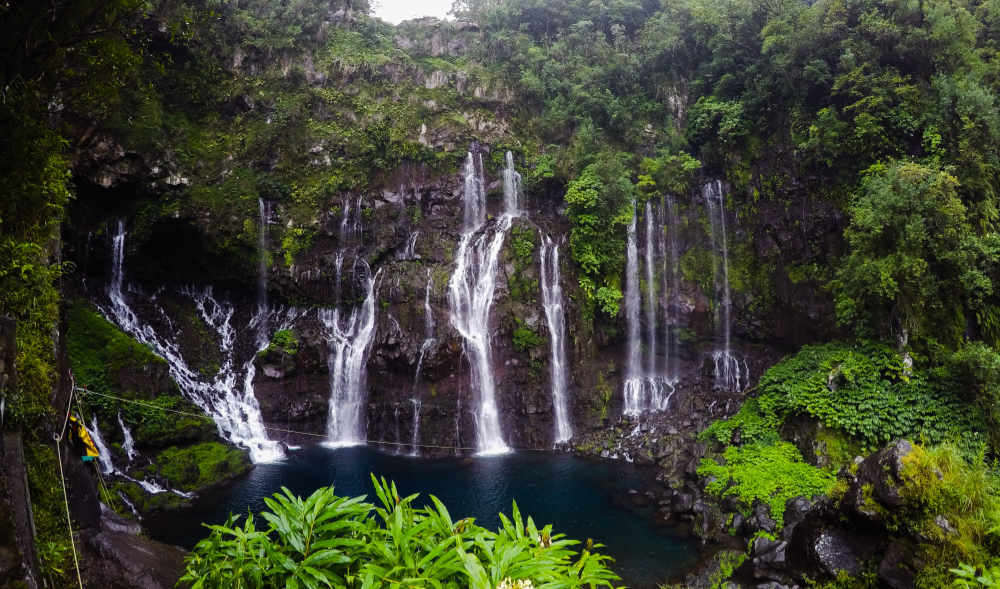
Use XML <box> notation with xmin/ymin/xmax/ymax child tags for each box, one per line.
<box><xmin>622</xmin><ymin>375</ymin><xmax>676</xmax><ymax>416</ymax></box>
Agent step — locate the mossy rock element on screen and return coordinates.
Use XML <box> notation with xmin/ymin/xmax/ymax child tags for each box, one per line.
<box><xmin>153</xmin><ymin>442</ymin><xmax>251</xmax><ymax>493</ymax></box>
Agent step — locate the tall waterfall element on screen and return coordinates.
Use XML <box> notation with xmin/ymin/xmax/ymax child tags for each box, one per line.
<box><xmin>622</xmin><ymin>202</ymin><xmax>676</xmax><ymax>416</ymax></box>
<box><xmin>319</xmin><ymin>262</ymin><xmax>380</xmax><ymax>447</ymax></box>
<box><xmin>703</xmin><ymin>181</ymin><xmax>747</xmax><ymax>392</ymax></box>
<box><xmin>448</xmin><ymin>150</ymin><xmax>516</xmax><ymax>455</ymax></box>
<box><xmin>663</xmin><ymin>195</ymin><xmax>681</xmax><ymax>382</ymax></box>
<box><xmin>105</xmin><ymin>221</ymin><xmax>285</xmax><ymax>463</ymax></box>
<box><xmin>408</xmin><ymin>271</ymin><xmax>435</xmax><ymax>456</ymax></box>
<box><xmin>540</xmin><ymin>234</ymin><xmax>572</xmax><ymax>444</ymax></box>
<box><xmin>257</xmin><ymin>199</ymin><xmax>271</xmax><ymax>313</ymax></box>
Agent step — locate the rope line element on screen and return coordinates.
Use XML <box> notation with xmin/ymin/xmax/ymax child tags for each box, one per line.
<box><xmin>52</xmin><ymin>380</ymin><xmax>84</xmax><ymax>589</ymax></box>
<box><xmin>73</xmin><ymin>386</ymin><xmax>556</xmax><ymax>453</ymax></box>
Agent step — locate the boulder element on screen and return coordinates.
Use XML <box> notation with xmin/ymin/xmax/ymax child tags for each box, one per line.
<box><xmin>848</xmin><ymin>439</ymin><xmax>914</xmax><ymax>521</ymax></box>
<box><xmin>878</xmin><ymin>540</ymin><xmax>918</xmax><ymax>589</ymax></box>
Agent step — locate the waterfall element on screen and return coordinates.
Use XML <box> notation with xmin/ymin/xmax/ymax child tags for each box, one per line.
<box><xmin>398</xmin><ymin>231</ymin><xmax>420</xmax><ymax>260</ymax></box>
<box><xmin>703</xmin><ymin>181</ymin><xmax>747</xmax><ymax>392</ymax></box>
<box><xmin>644</xmin><ymin>201</ymin><xmax>658</xmax><ymax>378</ymax></box>
<box><xmin>622</xmin><ymin>203</ymin><xmax>675</xmax><ymax>416</ymax></box>
<box><xmin>502</xmin><ymin>150</ymin><xmax>521</xmax><ymax>213</ymax></box>
<box><xmin>540</xmin><ymin>234</ymin><xmax>572</xmax><ymax>444</ymax></box>
<box><xmin>409</xmin><ymin>398</ymin><xmax>422</xmax><ymax>456</ymax></box>
<box><xmin>89</xmin><ymin>417</ymin><xmax>116</xmax><ymax>475</ymax></box>
<box><xmin>663</xmin><ymin>195</ymin><xmax>681</xmax><ymax>383</ymax></box>
<box><xmin>118</xmin><ymin>412</ymin><xmax>137</xmax><ymax>462</ymax></box>
<box><xmin>104</xmin><ymin>221</ymin><xmax>285</xmax><ymax>463</ymax></box>
<box><xmin>447</xmin><ymin>150</ymin><xmax>515</xmax><ymax>455</ymax></box>
<box><xmin>319</xmin><ymin>263</ymin><xmax>379</xmax><ymax>447</ymax></box>
<box><xmin>257</xmin><ymin>199</ymin><xmax>271</xmax><ymax>314</ymax></box>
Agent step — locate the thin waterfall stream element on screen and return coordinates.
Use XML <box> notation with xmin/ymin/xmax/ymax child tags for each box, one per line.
<box><xmin>703</xmin><ymin>181</ymin><xmax>748</xmax><ymax>392</ymax></box>
<box><xmin>540</xmin><ymin>234</ymin><xmax>572</xmax><ymax>444</ymax></box>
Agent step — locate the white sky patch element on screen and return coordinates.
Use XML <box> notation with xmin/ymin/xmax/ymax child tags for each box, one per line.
<box><xmin>372</xmin><ymin>0</ymin><xmax>453</xmax><ymax>24</ymax></box>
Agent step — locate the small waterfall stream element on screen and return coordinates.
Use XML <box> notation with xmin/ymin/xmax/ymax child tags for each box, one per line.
<box><xmin>540</xmin><ymin>234</ymin><xmax>572</xmax><ymax>444</ymax></box>
<box><xmin>703</xmin><ymin>181</ymin><xmax>748</xmax><ymax>392</ymax></box>
<box><xmin>448</xmin><ymin>150</ymin><xmax>515</xmax><ymax>455</ymax></box>
<box><xmin>319</xmin><ymin>262</ymin><xmax>380</xmax><ymax>447</ymax></box>
<box><xmin>118</xmin><ymin>412</ymin><xmax>137</xmax><ymax>462</ymax></box>
<box><xmin>105</xmin><ymin>221</ymin><xmax>285</xmax><ymax>463</ymax></box>
<box><xmin>408</xmin><ymin>271</ymin><xmax>436</xmax><ymax>456</ymax></box>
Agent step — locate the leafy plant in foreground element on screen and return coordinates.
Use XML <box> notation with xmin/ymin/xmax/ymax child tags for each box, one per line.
<box><xmin>180</xmin><ymin>476</ymin><xmax>622</xmax><ymax>588</ymax></box>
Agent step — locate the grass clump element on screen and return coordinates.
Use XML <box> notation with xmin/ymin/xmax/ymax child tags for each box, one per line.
<box><xmin>260</xmin><ymin>329</ymin><xmax>299</xmax><ymax>358</ymax></box>
<box><xmin>893</xmin><ymin>444</ymin><xmax>1000</xmax><ymax>587</ymax></box>
<box><xmin>697</xmin><ymin>442</ymin><xmax>838</xmax><ymax>528</ymax></box>
<box><xmin>66</xmin><ymin>301</ymin><xmax>167</xmax><ymax>395</ymax></box>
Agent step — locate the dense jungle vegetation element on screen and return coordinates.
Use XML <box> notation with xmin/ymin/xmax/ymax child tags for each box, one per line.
<box><xmin>3</xmin><ymin>0</ymin><xmax>1000</xmax><ymax>586</ymax></box>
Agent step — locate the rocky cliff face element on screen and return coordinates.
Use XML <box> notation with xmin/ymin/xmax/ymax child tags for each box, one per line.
<box><xmin>61</xmin><ymin>12</ymin><xmax>840</xmax><ymax>495</ymax></box>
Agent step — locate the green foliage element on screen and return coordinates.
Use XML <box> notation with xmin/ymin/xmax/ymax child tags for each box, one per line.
<box><xmin>895</xmin><ymin>444</ymin><xmax>1000</xmax><ymax>587</ymax></box>
<box><xmin>564</xmin><ymin>158</ymin><xmax>634</xmax><ymax>318</ymax></box>
<box><xmin>181</xmin><ymin>477</ymin><xmax>622</xmax><ymax>588</ymax></box>
<box><xmin>507</xmin><ymin>226</ymin><xmax>539</xmax><ymax>302</ymax></box>
<box><xmin>152</xmin><ymin>442</ymin><xmax>251</xmax><ymax>493</ymax></box>
<box><xmin>832</xmin><ymin>161</ymin><xmax>999</xmax><ymax>344</ymax></box>
<box><xmin>953</xmin><ymin>562</ymin><xmax>1000</xmax><ymax>588</ymax></box>
<box><xmin>697</xmin><ymin>442</ymin><xmax>837</xmax><ymax>528</ymax></box>
<box><xmin>66</xmin><ymin>301</ymin><xmax>166</xmax><ymax>395</ymax></box>
<box><xmin>24</xmin><ymin>442</ymin><xmax>72</xmax><ymax>587</ymax></box>
<box><xmin>512</xmin><ymin>320</ymin><xmax>544</xmax><ymax>353</ymax></box>
<box><xmin>708</xmin><ymin>550</ymin><xmax>746</xmax><ymax>589</ymax></box>
<box><xmin>704</xmin><ymin>341</ymin><xmax>988</xmax><ymax>455</ymax></box>
<box><xmin>261</xmin><ymin>329</ymin><xmax>299</xmax><ymax>358</ymax></box>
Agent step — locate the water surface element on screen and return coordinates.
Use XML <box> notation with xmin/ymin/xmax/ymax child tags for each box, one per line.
<box><xmin>147</xmin><ymin>446</ymin><xmax>698</xmax><ymax>587</ymax></box>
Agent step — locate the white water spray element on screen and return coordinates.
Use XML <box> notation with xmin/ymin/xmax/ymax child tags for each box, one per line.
<box><xmin>118</xmin><ymin>413</ymin><xmax>137</xmax><ymax>462</ymax></box>
<box><xmin>540</xmin><ymin>234</ymin><xmax>572</xmax><ymax>444</ymax></box>
<box><xmin>105</xmin><ymin>221</ymin><xmax>285</xmax><ymax>463</ymax></box>
<box><xmin>319</xmin><ymin>263</ymin><xmax>380</xmax><ymax>447</ymax></box>
<box><xmin>448</xmin><ymin>150</ymin><xmax>515</xmax><ymax>455</ymax></box>
<box><xmin>703</xmin><ymin>181</ymin><xmax>747</xmax><ymax>392</ymax></box>
<box><xmin>622</xmin><ymin>204</ymin><xmax>675</xmax><ymax>415</ymax></box>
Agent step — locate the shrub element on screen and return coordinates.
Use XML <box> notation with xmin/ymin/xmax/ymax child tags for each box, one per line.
<box><xmin>180</xmin><ymin>477</ymin><xmax>621</xmax><ymax>588</ymax></box>
<box><xmin>701</xmin><ymin>342</ymin><xmax>988</xmax><ymax>456</ymax></box>
<box><xmin>697</xmin><ymin>442</ymin><xmax>837</xmax><ymax>527</ymax></box>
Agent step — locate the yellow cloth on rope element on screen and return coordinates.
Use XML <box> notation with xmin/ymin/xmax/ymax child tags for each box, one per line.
<box><xmin>68</xmin><ymin>414</ymin><xmax>100</xmax><ymax>458</ymax></box>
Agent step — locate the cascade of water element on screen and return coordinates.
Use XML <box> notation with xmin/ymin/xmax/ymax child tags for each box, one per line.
<box><xmin>89</xmin><ymin>416</ymin><xmax>116</xmax><ymax>475</ymax></box>
<box><xmin>462</xmin><ymin>152</ymin><xmax>486</xmax><ymax>229</ymax></box>
<box><xmin>104</xmin><ymin>222</ymin><xmax>285</xmax><ymax>463</ymax></box>
<box><xmin>118</xmin><ymin>412</ymin><xmax>137</xmax><ymax>462</ymax></box>
<box><xmin>622</xmin><ymin>204</ymin><xmax>675</xmax><ymax>416</ymax></box>
<box><xmin>503</xmin><ymin>151</ymin><xmax>521</xmax><ymax>214</ymax></box>
<box><xmin>623</xmin><ymin>209</ymin><xmax>643</xmax><ymax>416</ymax></box>
<box><xmin>448</xmin><ymin>150</ymin><xmax>513</xmax><ymax>455</ymax></box>
<box><xmin>540</xmin><ymin>234</ymin><xmax>572</xmax><ymax>444</ymax></box>
<box><xmin>319</xmin><ymin>263</ymin><xmax>380</xmax><ymax>447</ymax></box>
<box><xmin>423</xmin><ymin>269</ymin><xmax>435</xmax><ymax>339</ymax></box>
<box><xmin>399</xmin><ymin>231</ymin><xmax>420</xmax><ymax>260</ymax></box>
<box><xmin>663</xmin><ymin>195</ymin><xmax>681</xmax><ymax>383</ymax></box>
<box><xmin>257</xmin><ymin>199</ymin><xmax>271</xmax><ymax>313</ymax></box>
<box><xmin>644</xmin><ymin>201</ymin><xmax>658</xmax><ymax>378</ymax></box>
<box><xmin>409</xmin><ymin>398</ymin><xmax>422</xmax><ymax>457</ymax></box>
<box><xmin>703</xmin><ymin>181</ymin><xmax>747</xmax><ymax>392</ymax></box>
